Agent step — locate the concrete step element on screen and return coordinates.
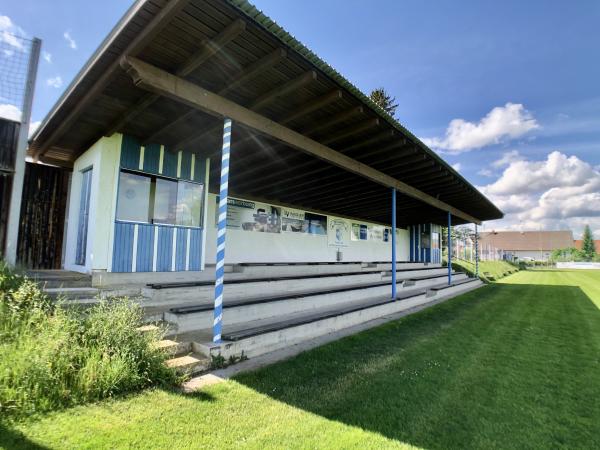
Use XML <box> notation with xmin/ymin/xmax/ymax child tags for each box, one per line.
<box><xmin>27</xmin><ymin>270</ymin><xmax>92</xmax><ymax>289</ymax></box>
<box><xmin>166</xmin><ymin>353</ymin><xmax>210</xmax><ymax>375</ymax></box>
<box><xmin>44</xmin><ymin>286</ymin><xmax>143</xmax><ymax>305</ymax></box>
<box><xmin>155</xmin><ymin>339</ymin><xmax>192</xmax><ymax>357</ymax></box>
<box><xmin>163</xmin><ymin>273</ymin><xmax>467</xmax><ymax>333</ymax></box>
<box><xmin>194</xmin><ymin>278</ymin><xmax>483</xmax><ymax>360</ymax></box>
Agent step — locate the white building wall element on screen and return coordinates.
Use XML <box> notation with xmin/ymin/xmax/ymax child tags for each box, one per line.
<box><xmin>204</xmin><ymin>193</ymin><xmax>410</xmax><ymax>264</ymax></box>
<box><xmin>63</xmin><ymin>134</ymin><xmax>121</xmax><ymax>273</ymax></box>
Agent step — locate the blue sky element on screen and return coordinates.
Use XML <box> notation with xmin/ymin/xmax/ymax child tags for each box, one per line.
<box><xmin>1</xmin><ymin>0</ymin><xmax>599</xmax><ymax>236</ymax></box>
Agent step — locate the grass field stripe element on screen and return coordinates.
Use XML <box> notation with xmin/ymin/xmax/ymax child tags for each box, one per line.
<box><xmin>213</xmin><ymin>118</ymin><xmax>232</xmax><ymax>343</ymax></box>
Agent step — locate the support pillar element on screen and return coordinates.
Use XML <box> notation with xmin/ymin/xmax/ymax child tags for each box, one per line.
<box><xmin>391</xmin><ymin>188</ymin><xmax>397</xmax><ymax>299</ymax></box>
<box><xmin>447</xmin><ymin>212</ymin><xmax>452</xmax><ymax>285</ymax></box>
<box><xmin>4</xmin><ymin>38</ymin><xmax>41</xmax><ymax>265</ymax></box>
<box><xmin>475</xmin><ymin>224</ymin><xmax>479</xmax><ymax>278</ymax></box>
<box><xmin>212</xmin><ymin>118</ymin><xmax>232</xmax><ymax>343</ymax></box>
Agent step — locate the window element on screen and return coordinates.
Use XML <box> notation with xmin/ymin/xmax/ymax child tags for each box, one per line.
<box><xmin>116</xmin><ymin>170</ymin><xmax>204</xmax><ymax>227</ymax></box>
<box><xmin>176</xmin><ymin>181</ymin><xmax>204</xmax><ymax>227</ymax></box>
<box><xmin>116</xmin><ymin>171</ymin><xmax>151</xmax><ymax>222</ymax></box>
<box><xmin>153</xmin><ymin>178</ymin><xmax>178</xmax><ymax>225</ymax></box>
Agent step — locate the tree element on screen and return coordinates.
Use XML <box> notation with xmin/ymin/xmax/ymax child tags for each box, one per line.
<box><xmin>369</xmin><ymin>88</ymin><xmax>398</xmax><ymax>117</ymax></box>
<box><xmin>581</xmin><ymin>225</ymin><xmax>596</xmax><ymax>261</ymax></box>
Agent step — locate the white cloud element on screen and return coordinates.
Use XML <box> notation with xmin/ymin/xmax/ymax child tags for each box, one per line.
<box><xmin>452</xmin><ymin>162</ymin><xmax>462</xmax><ymax>172</ymax></box>
<box><xmin>477</xmin><ymin>168</ymin><xmax>493</xmax><ymax>177</ymax></box>
<box><xmin>423</xmin><ymin>103</ymin><xmax>539</xmax><ymax>153</ymax></box>
<box><xmin>42</xmin><ymin>51</ymin><xmax>52</xmax><ymax>63</ymax></box>
<box><xmin>491</xmin><ymin>150</ymin><xmax>523</xmax><ymax>168</ymax></box>
<box><xmin>46</xmin><ymin>76</ymin><xmax>63</xmax><ymax>88</ymax></box>
<box><xmin>479</xmin><ymin>151</ymin><xmax>600</xmax><ymax>238</ymax></box>
<box><xmin>0</xmin><ymin>15</ymin><xmax>26</xmax><ymax>52</ymax></box>
<box><xmin>63</xmin><ymin>31</ymin><xmax>77</xmax><ymax>50</ymax></box>
<box><xmin>28</xmin><ymin>120</ymin><xmax>41</xmax><ymax>138</ymax></box>
<box><xmin>0</xmin><ymin>103</ymin><xmax>21</xmax><ymax>121</ymax></box>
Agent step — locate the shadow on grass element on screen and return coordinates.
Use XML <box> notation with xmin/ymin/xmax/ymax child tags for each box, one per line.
<box><xmin>234</xmin><ymin>283</ymin><xmax>600</xmax><ymax>449</ymax></box>
<box><xmin>0</xmin><ymin>421</ymin><xmax>50</xmax><ymax>450</ymax></box>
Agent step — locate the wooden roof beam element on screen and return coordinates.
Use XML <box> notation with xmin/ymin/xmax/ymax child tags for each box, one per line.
<box><xmin>33</xmin><ymin>0</ymin><xmax>191</xmax><ymax>159</ymax></box>
<box><xmin>249</xmin><ymin>70</ymin><xmax>317</xmax><ymax>111</ymax></box>
<box><xmin>302</xmin><ymin>106</ymin><xmax>363</xmax><ymax>136</ymax></box>
<box><xmin>144</xmin><ymin>48</ymin><xmax>286</xmax><ymax>144</ymax></box>
<box><xmin>320</xmin><ymin>118</ymin><xmax>379</xmax><ymax>146</ymax></box>
<box><xmin>121</xmin><ymin>56</ymin><xmax>481</xmax><ymax>224</ymax></box>
<box><xmin>341</xmin><ymin>130</ymin><xmax>396</xmax><ymax>154</ymax></box>
<box><xmin>105</xmin><ymin>18</ymin><xmax>247</xmax><ymax>138</ymax></box>
<box><xmin>279</xmin><ymin>89</ymin><xmax>342</xmax><ymax>125</ymax></box>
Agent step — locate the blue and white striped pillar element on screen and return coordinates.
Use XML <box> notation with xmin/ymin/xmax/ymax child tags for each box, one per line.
<box><xmin>212</xmin><ymin>118</ymin><xmax>232</xmax><ymax>343</ymax></box>
<box><xmin>447</xmin><ymin>212</ymin><xmax>452</xmax><ymax>285</ymax></box>
<box><xmin>475</xmin><ymin>224</ymin><xmax>479</xmax><ymax>278</ymax></box>
<box><xmin>391</xmin><ymin>188</ymin><xmax>397</xmax><ymax>299</ymax></box>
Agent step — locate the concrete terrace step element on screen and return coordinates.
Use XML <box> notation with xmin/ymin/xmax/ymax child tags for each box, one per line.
<box><xmin>194</xmin><ymin>278</ymin><xmax>483</xmax><ymax>359</ymax></box>
<box><xmin>142</xmin><ymin>267</ymin><xmax>451</xmax><ymax>307</ymax></box>
<box><xmin>165</xmin><ymin>353</ymin><xmax>210</xmax><ymax>375</ymax></box>
<box><xmin>146</xmin><ymin>265</ymin><xmax>441</xmax><ymax>289</ymax></box>
<box><xmin>163</xmin><ymin>273</ymin><xmax>467</xmax><ymax>333</ymax></box>
<box><xmin>155</xmin><ymin>339</ymin><xmax>192</xmax><ymax>357</ymax></box>
<box><xmin>168</xmin><ymin>271</ymin><xmax>463</xmax><ymax>314</ymax></box>
<box><xmin>27</xmin><ymin>270</ymin><xmax>92</xmax><ymax>289</ymax></box>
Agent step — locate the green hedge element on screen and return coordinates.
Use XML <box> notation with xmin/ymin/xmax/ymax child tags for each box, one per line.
<box><xmin>0</xmin><ymin>263</ymin><xmax>177</xmax><ymax>418</ymax></box>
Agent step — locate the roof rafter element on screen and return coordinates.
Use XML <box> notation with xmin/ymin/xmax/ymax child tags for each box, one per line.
<box><xmin>121</xmin><ymin>56</ymin><xmax>482</xmax><ymax>223</ymax></box>
<box><xmin>144</xmin><ymin>47</ymin><xmax>287</xmax><ymax>144</ymax></box>
<box><xmin>105</xmin><ymin>18</ymin><xmax>247</xmax><ymax>138</ymax></box>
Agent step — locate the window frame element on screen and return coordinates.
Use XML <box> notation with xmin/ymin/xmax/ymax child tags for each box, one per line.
<box><xmin>115</xmin><ymin>168</ymin><xmax>205</xmax><ymax>229</ymax></box>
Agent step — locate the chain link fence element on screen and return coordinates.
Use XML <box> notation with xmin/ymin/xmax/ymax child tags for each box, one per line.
<box><xmin>0</xmin><ymin>32</ymin><xmax>35</xmax><ymax>123</ymax></box>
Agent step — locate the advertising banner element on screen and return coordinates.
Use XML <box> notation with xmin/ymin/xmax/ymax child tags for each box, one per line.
<box><xmin>218</xmin><ymin>197</ymin><xmax>281</xmax><ymax>233</ymax></box>
<box><xmin>328</xmin><ymin>217</ymin><xmax>350</xmax><ymax>247</ymax></box>
<box><xmin>351</xmin><ymin>223</ymin><xmax>390</xmax><ymax>243</ymax></box>
<box><xmin>281</xmin><ymin>208</ymin><xmax>327</xmax><ymax>235</ymax></box>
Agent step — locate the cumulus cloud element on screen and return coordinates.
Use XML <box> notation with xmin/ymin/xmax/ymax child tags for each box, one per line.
<box><xmin>479</xmin><ymin>151</ymin><xmax>600</xmax><ymax>237</ymax></box>
<box><xmin>0</xmin><ymin>103</ymin><xmax>21</xmax><ymax>121</ymax></box>
<box><xmin>46</xmin><ymin>75</ymin><xmax>63</xmax><ymax>88</ymax></box>
<box><xmin>0</xmin><ymin>15</ymin><xmax>26</xmax><ymax>53</ymax></box>
<box><xmin>477</xmin><ymin>168</ymin><xmax>493</xmax><ymax>177</ymax></box>
<box><xmin>423</xmin><ymin>103</ymin><xmax>539</xmax><ymax>153</ymax></box>
<box><xmin>491</xmin><ymin>150</ymin><xmax>523</xmax><ymax>168</ymax></box>
<box><xmin>451</xmin><ymin>162</ymin><xmax>462</xmax><ymax>172</ymax></box>
<box><xmin>63</xmin><ymin>31</ymin><xmax>77</xmax><ymax>49</ymax></box>
<box><xmin>28</xmin><ymin>120</ymin><xmax>41</xmax><ymax>138</ymax></box>
<box><xmin>42</xmin><ymin>51</ymin><xmax>52</xmax><ymax>63</ymax></box>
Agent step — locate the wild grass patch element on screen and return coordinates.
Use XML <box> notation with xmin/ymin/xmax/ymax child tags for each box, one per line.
<box><xmin>0</xmin><ymin>263</ymin><xmax>176</xmax><ymax>418</ymax></box>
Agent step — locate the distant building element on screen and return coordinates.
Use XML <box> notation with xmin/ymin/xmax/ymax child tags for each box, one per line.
<box><xmin>574</xmin><ymin>239</ymin><xmax>600</xmax><ymax>253</ymax></box>
<box><xmin>479</xmin><ymin>230</ymin><xmax>574</xmax><ymax>261</ymax></box>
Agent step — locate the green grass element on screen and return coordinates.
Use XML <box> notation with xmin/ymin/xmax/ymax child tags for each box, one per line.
<box><xmin>452</xmin><ymin>258</ymin><xmax>519</xmax><ymax>282</ymax></box>
<box><xmin>3</xmin><ymin>270</ymin><xmax>600</xmax><ymax>449</ymax></box>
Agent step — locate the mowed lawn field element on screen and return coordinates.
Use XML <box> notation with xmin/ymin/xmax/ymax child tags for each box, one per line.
<box><xmin>3</xmin><ymin>269</ymin><xmax>600</xmax><ymax>449</ymax></box>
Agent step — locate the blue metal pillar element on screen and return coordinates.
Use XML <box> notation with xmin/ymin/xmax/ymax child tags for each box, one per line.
<box><xmin>391</xmin><ymin>188</ymin><xmax>397</xmax><ymax>299</ymax></box>
<box><xmin>447</xmin><ymin>212</ymin><xmax>452</xmax><ymax>285</ymax></box>
<box><xmin>475</xmin><ymin>224</ymin><xmax>479</xmax><ymax>278</ymax></box>
<box><xmin>212</xmin><ymin>118</ymin><xmax>232</xmax><ymax>343</ymax></box>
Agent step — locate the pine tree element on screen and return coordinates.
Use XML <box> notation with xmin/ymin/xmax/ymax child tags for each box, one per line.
<box><xmin>369</xmin><ymin>88</ymin><xmax>398</xmax><ymax>117</ymax></box>
<box><xmin>581</xmin><ymin>225</ymin><xmax>596</xmax><ymax>260</ymax></box>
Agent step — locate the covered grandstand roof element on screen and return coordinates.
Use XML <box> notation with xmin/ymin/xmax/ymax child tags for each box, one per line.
<box><xmin>29</xmin><ymin>0</ymin><xmax>503</xmax><ymax>227</ymax></box>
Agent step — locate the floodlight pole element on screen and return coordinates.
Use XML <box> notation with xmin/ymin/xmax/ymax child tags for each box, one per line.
<box><xmin>4</xmin><ymin>37</ymin><xmax>41</xmax><ymax>265</ymax></box>
<box><xmin>391</xmin><ymin>188</ymin><xmax>397</xmax><ymax>299</ymax></box>
<box><xmin>447</xmin><ymin>212</ymin><xmax>452</xmax><ymax>285</ymax></box>
<box><xmin>212</xmin><ymin>118</ymin><xmax>232</xmax><ymax>343</ymax></box>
